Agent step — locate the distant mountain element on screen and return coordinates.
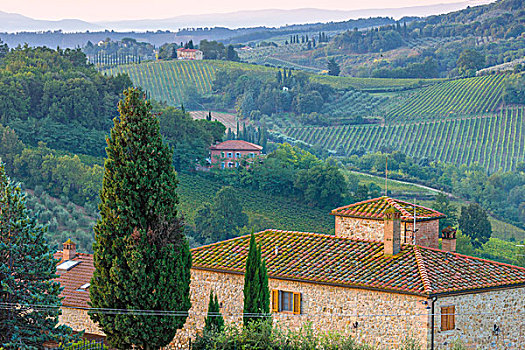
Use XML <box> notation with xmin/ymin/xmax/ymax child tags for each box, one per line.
<box><xmin>0</xmin><ymin>1</ymin><xmax>493</xmax><ymax>33</ymax></box>
<box><xmin>0</xmin><ymin>11</ymin><xmax>101</xmax><ymax>32</ymax></box>
<box><xmin>97</xmin><ymin>2</ymin><xmax>494</xmax><ymax>31</ymax></box>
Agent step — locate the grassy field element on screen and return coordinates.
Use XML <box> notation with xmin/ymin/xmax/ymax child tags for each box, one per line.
<box><xmin>385</xmin><ymin>74</ymin><xmax>507</xmax><ymax>121</ymax></box>
<box><xmin>189</xmin><ymin>110</ymin><xmax>240</xmax><ymax>130</ymax></box>
<box><xmin>284</xmin><ymin>108</ymin><xmax>525</xmax><ymax>172</ymax></box>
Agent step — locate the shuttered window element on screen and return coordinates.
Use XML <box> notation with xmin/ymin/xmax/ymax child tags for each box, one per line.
<box><xmin>441</xmin><ymin>305</ymin><xmax>455</xmax><ymax>331</ymax></box>
<box><xmin>271</xmin><ymin>289</ymin><xmax>301</xmax><ymax>314</ymax></box>
<box><xmin>271</xmin><ymin>290</ymin><xmax>279</xmax><ymax>312</ymax></box>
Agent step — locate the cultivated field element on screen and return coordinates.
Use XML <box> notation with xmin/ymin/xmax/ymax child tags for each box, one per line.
<box><xmin>385</xmin><ymin>74</ymin><xmax>507</xmax><ymax>121</ymax></box>
<box><xmin>189</xmin><ymin>110</ymin><xmax>240</xmax><ymax>130</ymax></box>
<box><xmin>284</xmin><ymin>108</ymin><xmax>525</xmax><ymax>172</ymax></box>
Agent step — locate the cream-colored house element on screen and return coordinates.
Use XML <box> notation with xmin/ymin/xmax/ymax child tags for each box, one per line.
<box><xmin>176</xmin><ymin>48</ymin><xmax>203</xmax><ymax>60</ymax></box>
<box><xmin>55</xmin><ymin>197</ymin><xmax>525</xmax><ymax>349</ymax></box>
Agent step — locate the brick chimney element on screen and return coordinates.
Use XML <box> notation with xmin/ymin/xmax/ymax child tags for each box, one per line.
<box><xmin>63</xmin><ymin>239</ymin><xmax>76</xmax><ymax>261</ymax></box>
<box><xmin>384</xmin><ymin>206</ymin><xmax>401</xmax><ymax>256</ymax></box>
<box><xmin>441</xmin><ymin>227</ymin><xmax>457</xmax><ymax>253</ymax></box>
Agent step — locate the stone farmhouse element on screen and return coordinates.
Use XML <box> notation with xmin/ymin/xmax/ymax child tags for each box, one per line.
<box><xmin>176</xmin><ymin>48</ymin><xmax>203</xmax><ymax>60</ymax></box>
<box><xmin>209</xmin><ymin>140</ymin><xmax>262</xmax><ymax>169</ymax></box>
<box><xmin>54</xmin><ymin>197</ymin><xmax>525</xmax><ymax>349</ymax></box>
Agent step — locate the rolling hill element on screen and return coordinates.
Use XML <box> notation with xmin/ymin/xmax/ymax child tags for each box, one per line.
<box><xmin>102</xmin><ymin>59</ymin><xmax>443</xmax><ymax>106</ymax></box>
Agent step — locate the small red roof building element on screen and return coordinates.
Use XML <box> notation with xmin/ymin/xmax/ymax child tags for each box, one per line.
<box><xmin>209</xmin><ymin>140</ymin><xmax>262</xmax><ymax>169</ymax></box>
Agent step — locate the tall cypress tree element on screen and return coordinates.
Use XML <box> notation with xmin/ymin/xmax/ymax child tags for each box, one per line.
<box><xmin>203</xmin><ymin>290</ymin><xmax>224</xmax><ymax>333</ymax></box>
<box><xmin>89</xmin><ymin>88</ymin><xmax>192</xmax><ymax>349</ymax></box>
<box><xmin>243</xmin><ymin>233</ymin><xmax>270</xmax><ymax>327</ymax></box>
<box><xmin>0</xmin><ymin>162</ymin><xmax>74</xmax><ymax>348</ymax></box>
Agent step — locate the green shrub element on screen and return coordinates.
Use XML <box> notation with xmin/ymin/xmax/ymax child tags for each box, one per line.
<box><xmin>192</xmin><ymin>321</ymin><xmax>373</xmax><ymax>350</ymax></box>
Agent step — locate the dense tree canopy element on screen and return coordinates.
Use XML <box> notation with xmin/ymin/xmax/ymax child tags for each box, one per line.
<box><xmin>457</xmin><ymin>49</ymin><xmax>485</xmax><ymax>76</ymax></box>
<box><xmin>195</xmin><ymin>186</ymin><xmax>249</xmax><ymax>243</ymax></box>
<box><xmin>158</xmin><ymin>106</ymin><xmax>225</xmax><ymax>170</ymax></box>
<box><xmin>459</xmin><ymin>203</ymin><xmax>492</xmax><ymax>249</ymax></box>
<box><xmin>0</xmin><ymin>45</ymin><xmax>132</xmax><ymax>156</ymax></box>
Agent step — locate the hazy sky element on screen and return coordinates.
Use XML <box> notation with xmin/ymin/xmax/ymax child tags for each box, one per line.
<box><xmin>2</xmin><ymin>0</ymin><xmax>481</xmax><ymax>21</ymax></box>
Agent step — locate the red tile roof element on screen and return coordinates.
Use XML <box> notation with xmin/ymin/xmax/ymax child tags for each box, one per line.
<box><xmin>192</xmin><ymin>230</ymin><xmax>525</xmax><ymax>296</ymax></box>
<box><xmin>55</xmin><ymin>230</ymin><xmax>525</xmax><ymax>306</ymax></box>
<box><xmin>210</xmin><ymin>140</ymin><xmax>263</xmax><ymax>151</ymax></box>
<box><xmin>53</xmin><ymin>252</ymin><xmax>94</xmax><ymax>308</ymax></box>
<box><xmin>176</xmin><ymin>48</ymin><xmax>201</xmax><ymax>52</ymax></box>
<box><xmin>331</xmin><ymin>196</ymin><xmax>445</xmax><ymax>222</ymax></box>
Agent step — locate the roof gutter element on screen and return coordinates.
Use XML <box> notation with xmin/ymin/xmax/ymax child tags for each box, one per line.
<box><xmin>427</xmin><ymin>282</ymin><xmax>525</xmax><ymax>298</ymax></box>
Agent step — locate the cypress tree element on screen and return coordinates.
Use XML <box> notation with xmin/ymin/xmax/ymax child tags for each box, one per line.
<box><xmin>89</xmin><ymin>88</ymin><xmax>192</xmax><ymax>350</ymax></box>
<box><xmin>203</xmin><ymin>290</ymin><xmax>224</xmax><ymax>333</ymax></box>
<box><xmin>243</xmin><ymin>233</ymin><xmax>270</xmax><ymax>327</ymax></box>
<box><xmin>0</xmin><ymin>162</ymin><xmax>74</xmax><ymax>348</ymax></box>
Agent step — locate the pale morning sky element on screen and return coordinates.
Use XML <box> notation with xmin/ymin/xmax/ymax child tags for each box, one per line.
<box><xmin>1</xmin><ymin>0</ymin><xmax>484</xmax><ymax>21</ymax></box>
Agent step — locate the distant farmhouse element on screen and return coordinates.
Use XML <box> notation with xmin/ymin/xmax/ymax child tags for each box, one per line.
<box><xmin>54</xmin><ymin>197</ymin><xmax>525</xmax><ymax>349</ymax></box>
<box><xmin>209</xmin><ymin>140</ymin><xmax>262</xmax><ymax>169</ymax></box>
<box><xmin>176</xmin><ymin>48</ymin><xmax>203</xmax><ymax>60</ymax></box>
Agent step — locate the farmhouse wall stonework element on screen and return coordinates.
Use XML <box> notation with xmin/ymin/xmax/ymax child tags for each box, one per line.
<box><xmin>168</xmin><ymin>269</ymin><xmax>430</xmax><ymax>349</ymax></box>
<box><xmin>59</xmin><ymin>307</ymin><xmax>104</xmax><ymax>336</ymax></box>
<box><xmin>335</xmin><ymin>216</ymin><xmax>439</xmax><ymax>249</ymax></box>
<box><xmin>433</xmin><ymin>287</ymin><xmax>525</xmax><ymax>350</ymax></box>
<box><xmin>58</xmin><ymin>272</ymin><xmax>525</xmax><ymax>350</ymax></box>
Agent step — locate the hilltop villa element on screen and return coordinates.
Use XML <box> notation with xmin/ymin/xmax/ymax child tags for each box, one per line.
<box><xmin>55</xmin><ymin>197</ymin><xmax>525</xmax><ymax>349</ymax></box>
<box><xmin>209</xmin><ymin>140</ymin><xmax>263</xmax><ymax>169</ymax></box>
<box><xmin>176</xmin><ymin>48</ymin><xmax>203</xmax><ymax>60</ymax></box>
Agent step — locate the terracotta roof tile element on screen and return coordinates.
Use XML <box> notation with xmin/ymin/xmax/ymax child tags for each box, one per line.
<box><xmin>209</xmin><ymin>140</ymin><xmax>263</xmax><ymax>151</ymax></box>
<box><xmin>192</xmin><ymin>230</ymin><xmax>525</xmax><ymax>296</ymax></box>
<box><xmin>53</xmin><ymin>252</ymin><xmax>94</xmax><ymax>308</ymax></box>
<box><xmin>331</xmin><ymin>196</ymin><xmax>445</xmax><ymax>221</ymax></box>
<box><xmin>55</xmin><ymin>231</ymin><xmax>525</xmax><ymax>305</ymax></box>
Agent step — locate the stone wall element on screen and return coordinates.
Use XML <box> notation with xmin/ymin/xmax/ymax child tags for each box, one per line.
<box><xmin>334</xmin><ymin>216</ymin><xmax>384</xmax><ymax>241</ymax></box>
<box><xmin>168</xmin><ymin>269</ymin><xmax>431</xmax><ymax>349</ymax></box>
<box><xmin>433</xmin><ymin>287</ymin><xmax>525</xmax><ymax>350</ymax></box>
<box><xmin>60</xmin><ymin>307</ymin><xmax>104</xmax><ymax>336</ymax></box>
<box><xmin>334</xmin><ymin>216</ymin><xmax>439</xmax><ymax>249</ymax></box>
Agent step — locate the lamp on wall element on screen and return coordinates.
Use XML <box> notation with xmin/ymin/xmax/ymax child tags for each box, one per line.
<box><xmin>493</xmin><ymin>324</ymin><xmax>500</xmax><ymax>336</ymax></box>
<box><xmin>421</xmin><ymin>300</ymin><xmax>431</xmax><ymax>310</ymax></box>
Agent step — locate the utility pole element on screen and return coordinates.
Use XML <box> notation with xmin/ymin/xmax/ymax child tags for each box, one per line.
<box><xmin>413</xmin><ymin>198</ymin><xmax>417</xmax><ymax>245</ymax></box>
<box><xmin>385</xmin><ymin>156</ymin><xmax>388</xmax><ymax>196</ymax></box>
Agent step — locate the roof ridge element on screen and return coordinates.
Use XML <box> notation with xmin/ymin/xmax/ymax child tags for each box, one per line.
<box><xmin>413</xmin><ymin>246</ymin><xmax>432</xmax><ymax>293</ymax></box>
<box><xmin>331</xmin><ymin>196</ymin><xmax>386</xmax><ymax>213</ymax></box>
<box><xmin>391</xmin><ymin>198</ymin><xmax>446</xmax><ymax>218</ymax></box>
<box><xmin>385</xmin><ymin>197</ymin><xmax>412</xmax><ymax>218</ymax></box>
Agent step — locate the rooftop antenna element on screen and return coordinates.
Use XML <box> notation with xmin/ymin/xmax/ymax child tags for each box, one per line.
<box><xmin>384</xmin><ymin>156</ymin><xmax>388</xmax><ymax>196</ymax></box>
<box><xmin>413</xmin><ymin>198</ymin><xmax>417</xmax><ymax>245</ymax></box>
